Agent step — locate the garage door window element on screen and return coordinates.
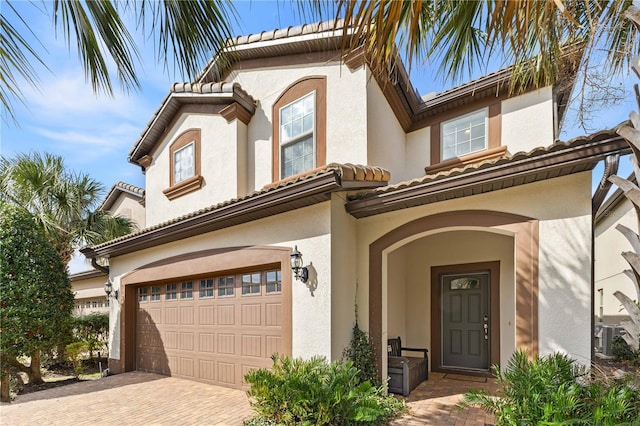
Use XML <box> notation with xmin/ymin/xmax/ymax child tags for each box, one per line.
<box><xmin>266</xmin><ymin>270</ymin><xmax>282</xmax><ymax>293</ymax></box>
<box><xmin>242</xmin><ymin>273</ymin><xmax>261</xmax><ymax>295</ymax></box>
<box><xmin>166</xmin><ymin>283</ymin><xmax>177</xmax><ymax>300</ymax></box>
<box><xmin>199</xmin><ymin>279</ymin><xmax>214</xmax><ymax>298</ymax></box>
<box><xmin>218</xmin><ymin>276</ymin><xmax>234</xmax><ymax>297</ymax></box>
<box><xmin>151</xmin><ymin>286</ymin><xmax>161</xmax><ymax>301</ymax></box>
<box><xmin>181</xmin><ymin>281</ymin><xmax>193</xmax><ymax>299</ymax></box>
<box><xmin>138</xmin><ymin>287</ymin><xmax>148</xmax><ymax>303</ymax></box>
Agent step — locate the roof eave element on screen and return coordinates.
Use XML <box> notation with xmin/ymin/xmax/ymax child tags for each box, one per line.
<box><xmin>346</xmin><ymin>135</ymin><xmax>631</xmax><ymax>218</ymax></box>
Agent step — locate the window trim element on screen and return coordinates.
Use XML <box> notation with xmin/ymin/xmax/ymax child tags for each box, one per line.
<box><xmin>163</xmin><ymin>129</ymin><xmax>203</xmax><ymax>200</ymax></box>
<box><xmin>272</xmin><ymin>76</ymin><xmax>326</xmax><ymax>182</ymax></box>
<box><xmin>440</xmin><ymin>108</ymin><xmax>488</xmax><ymax>161</ymax></box>
<box><xmin>429</xmin><ymin>101</ymin><xmax>501</xmax><ymax>169</ymax></box>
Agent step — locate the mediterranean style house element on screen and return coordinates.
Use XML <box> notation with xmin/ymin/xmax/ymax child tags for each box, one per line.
<box><xmin>79</xmin><ymin>21</ymin><xmax>630</xmax><ymax>390</ymax></box>
<box><xmin>71</xmin><ymin>182</ymin><xmax>145</xmax><ymax>316</ymax></box>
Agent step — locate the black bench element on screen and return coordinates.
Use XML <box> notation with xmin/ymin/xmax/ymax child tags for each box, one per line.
<box><xmin>387</xmin><ymin>336</ymin><xmax>428</xmax><ymax>396</ymax></box>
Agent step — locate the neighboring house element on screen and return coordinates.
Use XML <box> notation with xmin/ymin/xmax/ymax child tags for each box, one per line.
<box><xmin>71</xmin><ymin>182</ymin><xmax>145</xmax><ymax>315</ymax></box>
<box><xmin>80</xmin><ymin>21</ymin><xmax>629</xmax><ymax>390</ymax></box>
<box><xmin>595</xmin><ymin>174</ymin><xmax>637</xmax><ymax>325</ymax></box>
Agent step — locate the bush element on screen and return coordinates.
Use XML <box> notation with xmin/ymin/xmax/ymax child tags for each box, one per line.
<box><xmin>343</xmin><ymin>322</ymin><xmax>379</xmax><ymax>387</ymax></box>
<box><xmin>612</xmin><ymin>335</ymin><xmax>640</xmax><ymax>365</ymax></box>
<box><xmin>72</xmin><ymin>313</ymin><xmax>109</xmax><ymax>359</ymax></box>
<box><xmin>65</xmin><ymin>341</ymin><xmax>89</xmax><ymax>378</ymax></box>
<box><xmin>244</xmin><ymin>355</ymin><xmax>405</xmax><ymax>426</ymax></box>
<box><xmin>460</xmin><ymin>350</ymin><xmax>640</xmax><ymax>425</ymax></box>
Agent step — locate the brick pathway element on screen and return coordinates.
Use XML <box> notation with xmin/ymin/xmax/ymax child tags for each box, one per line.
<box><xmin>0</xmin><ymin>371</ymin><xmax>498</xmax><ymax>425</ymax></box>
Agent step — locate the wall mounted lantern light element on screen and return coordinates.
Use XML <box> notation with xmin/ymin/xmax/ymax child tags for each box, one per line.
<box><xmin>290</xmin><ymin>245</ymin><xmax>308</xmax><ymax>283</ymax></box>
<box><xmin>104</xmin><ymin>279</ymin><xmax>119</xmax><ymax>300</ymax></box>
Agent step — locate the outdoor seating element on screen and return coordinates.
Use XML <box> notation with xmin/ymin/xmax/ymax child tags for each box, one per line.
<box><xmin>387</xmin><ymin>336</ymin><xmax>428</xmax><ymax>396</ymax></box>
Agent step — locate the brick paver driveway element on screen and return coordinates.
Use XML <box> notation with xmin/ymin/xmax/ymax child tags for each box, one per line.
<box><xmin>0</xmin><ymin>372</ymin><xmax>253</xmax><ymax>426</ymax></box>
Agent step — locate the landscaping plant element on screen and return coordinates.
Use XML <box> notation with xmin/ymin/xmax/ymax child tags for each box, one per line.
<box><xmin>65</xmin><ymin>341</ymin><xmax>90</xmax><ymax>378</ymax></box>
<box><xmin>460</xmin><ymin>350</ymin><xmax>640</xmax><ymax>425</ymax></box>
<box><xmin>243</xmin><ymin>355</ymin><xmax>404</xmax><ymax>426</ymax></box>
<box><xmin>72</xmin><ymin>312</ymin><xmax>109</xmax><ymax>360</ymax></box>
<box><xmin>343</xmin><ymin>321</ymin><xmax>380</xmax><ymax>387</ymax></box>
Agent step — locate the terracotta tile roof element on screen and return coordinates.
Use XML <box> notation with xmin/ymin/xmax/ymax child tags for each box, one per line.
<box><xmin>83</xmin><ymin>163</ymin><xmax>389</xmax><ymax>257</ymax></box>
<box><xmin>346</xmin><ymin>126</ymin><xmax>631</xmax><ymax>218</ymax></box>
<box><xmin>228</xmin><ymin>20</ymin><xmax>346</xmax><ymax>48</ymax></box>
<box><xmin>100</xmin><ymin>181</ymin><xmax>145</xmax><ymax>211</ymax></box>
<box><xmin>129</xmin><ymin>82</ymin><xmax>257</xmax><ymax>164</ymax></box>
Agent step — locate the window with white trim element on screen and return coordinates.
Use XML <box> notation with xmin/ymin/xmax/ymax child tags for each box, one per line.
<box><xmin>441</xmin><ymin>109</ymin><xmax>488</xmax><ymax>161</ymax></box>
<box><xmin>280</xmin><ymin>92</ymin><xmax>315</xmax><ymax>178</ymax></box>
<box><xmin>138</xmin><ymin>287</ymin><xmax>148</xmax><ymax>303</ymax></box>
<box><xmin>150</xmin><ymin>286</ymin><xmax>161</xmax><ymax>302</ymax></box>
<box><xmin>166</xmin><ymin>283</ymin><xmax>177</xmax><ymax>300</ymax></box>
<box><xmin>199</xmin><ymin>278</ymin><xmax>214</xmax><ymax>298</ymax></box>
<box><xmin>242</xmin><ymin>272</ymin><xmax>261</xmax><ymax>295</ymax></box>
<box><xmin>173</xmin><ymin>142</ymin><xmax>195</xmax><ymax>184</ymax></box>
<box><xmin>218</xmin><ymin>276</ymin><xmax>234</xmax><ymax>297</ymax></box>
<box><xmin>266</xmin><ymin>270</ymin><xmax>282</xmax><ymax>293</ymax></box>
<box><xmin>180</xmin><ymin>281</ymin><xmax>193</xmax><ymax>299</ymax></box>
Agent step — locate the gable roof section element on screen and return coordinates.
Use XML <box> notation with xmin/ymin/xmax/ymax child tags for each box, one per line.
<box><xmin>100</xmin><ymin>181</ymin><xmax>145</xmax><ymax>211</ymax></box>
<box><xmin>346</xmin><ymin>127</ymin><xmax>631</xmax><ymax>218</ymax></box>
<box><xmin>81</xmin><ymin>164</ymin><xmax>389</xmax><ymax>258</ymax></box>
<box><xmin>128</xmin><ymin>82</ymin><xmax>257</xmax><ymax>165</ymax></box>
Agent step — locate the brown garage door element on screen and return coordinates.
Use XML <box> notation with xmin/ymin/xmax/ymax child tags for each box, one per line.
<box><xmin>136</xmin><ymin>268</ymin><xmax>283</xmax><ymax>389</ymax></box>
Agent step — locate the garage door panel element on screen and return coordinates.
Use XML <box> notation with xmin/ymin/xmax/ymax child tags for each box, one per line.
<box><xmin>136</xmin><ymin>267</ymin><xmax>285</xmax><ymax>390</ymax></box>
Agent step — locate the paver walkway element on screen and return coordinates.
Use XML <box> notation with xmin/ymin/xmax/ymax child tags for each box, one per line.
<box><xmin>0</xmin><ymin>371</ymin><xmax>498</xmax><ymax>425</ymax></box>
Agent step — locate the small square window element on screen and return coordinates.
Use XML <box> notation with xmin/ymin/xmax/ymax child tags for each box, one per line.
<box><xmin>266</xmin><ymin>270</ymin><xmax>282</xmax><ymax>293</ymax></box>
<box><xmin>138</xmin><ymin>287</ymin><xmax>149</xmax><ymax>303</ymax></box>
<box><xmin>199</xmin><ymin>279</ymin><xmax>214</xmax><ymax>298</ymax></box>
<box><xmin>181</xmin><ymin>281</ymin><xmax>193</xmax><ymax>299</ymax></box>
<box><xmin>166</xmin><ymin>283</ymin><xmax>177</xmax><ymax>300</ymax></box>
<box><xmin>218</xmin><ymin>276</ymin><xmax>234</xmax><ymax>297</ymax></box>
<box><xmin>151</xmin><ymin>286</ymin><xmax>161</xmax><ymax>301</ymax></box>
<box><xmin>174</xmin><ymin>142</ymin><xmax>195</xmax><ymax>184</ymax></box>
<box><xmin>441</xmin><ymin>109</ymin><xmax>487</xmax><ymax>161</ymax></box>
<box><xmin>242</xmin><ymin>273</ymin><xmax>261</xmax><ymax>295</ymax></box>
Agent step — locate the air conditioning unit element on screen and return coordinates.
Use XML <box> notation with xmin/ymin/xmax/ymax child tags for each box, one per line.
<box><xmin>601</xmin><ymin>325</ymin><xmax>626</xmax><ymax>356</ymax></box>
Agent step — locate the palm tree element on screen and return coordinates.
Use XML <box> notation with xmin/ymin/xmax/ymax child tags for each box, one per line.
<box><xmin>0</xmin><ymin>152</ymin><xmax>135</xmax><ymax>265</ymax></box>
<box><xmin>2</xmin><ymin>0</ymin><xmax>237</xmax><ymax>121</ymax></box>
<box><xmin>311</xmin><ymin>1</ymin><xmax>638</xmax><ymax>94</ymax></box>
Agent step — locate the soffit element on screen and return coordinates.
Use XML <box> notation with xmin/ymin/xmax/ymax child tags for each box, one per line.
<box><xmin>81</xmin><ymin>164</ymin><xmax>389</xmax><ymax>258</ymax></box>
<box><xmin>346</xmin><ymin>127</ymin><xmax>631</xmax><ymax>218</ymax></box>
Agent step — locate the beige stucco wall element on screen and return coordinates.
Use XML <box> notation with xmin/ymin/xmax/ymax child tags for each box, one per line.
<box><xmin>227</xmin><ymin>60</ymin><xmax>369</xmax><ymax>192</ymax></box>
<box><xmin>366</xmin><ymin>76</ymin><xmax>408</xmax><ymax>183</ymax></box>
<box><xmin>72</xmin><ymin>275</ymin><xmax>108</xmax><ymax>299</ymax></box>
<box><xmin>107</xmin><ymin>202</ymin><xmax>334</xmax><ymax>361</ymax></box>
<box><xmin>501</xmin><ymin>86</ymin><xmax>555</xmax><ymax>154</ymax></box>
<box><xmin>595</xmin><ymin>197</ymin><xmax>638</xmax><ymax>324</ymax></box>
<box><xmin>405</xmin><ymin>127</ymin><xmax>431</xmax><ymax>181</ymax></box>
<box><xmin>145</xmin><ymin>113</ymin><xmax>243</xmax><ymax>226</ymax></box>
<box><xmin>355</xmin><ymin>171</ymin><xmax>593</xmax><ymax>376</ymax></box>
<box><xmin>108</xmin><ymin>193</ymin><xmax>145</xmax><ymax>230</ymax></box>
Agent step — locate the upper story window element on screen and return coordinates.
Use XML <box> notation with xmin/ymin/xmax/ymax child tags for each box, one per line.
<box><xmin>163</xmin><ymin>129</ymin><xmax>203</xmax><ymax>200</ymax></box>
<box><xmin>441</xmin><ymin>109</ymin><xmax>487</xmax><ymax>161</ymax></box>
<box><xmin>280</xmin><ymin>93</ymin><xmax>315</xmax><ymax>178</ymax></box>
<box><xmin>173</xmin><ymin>142</ymin><xmax>195</xmax><ymax>184</ymax></box>
<box><xmin>272</xmin><ymin>76</ymin><xmax>326</xmax><ymax>181</ymax></box>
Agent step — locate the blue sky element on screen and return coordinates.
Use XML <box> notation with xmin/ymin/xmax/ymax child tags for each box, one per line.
<box><xmin>1</xmin><ymin>1</ymin><xmax>637</xmax><ymax>217</ymax></box>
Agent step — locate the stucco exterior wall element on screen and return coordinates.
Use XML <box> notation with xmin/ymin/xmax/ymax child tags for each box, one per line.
<box><xmin>72</xmin><ymin>275</ymin><xmax>108</xmax><ymax>299</ymax></box>
<box><xmin>107</xmin><ymin>202</ymin><xmax>334</xmax><ymax>361</ymax></box>
<box><xmin>595</xmin><ymin>198</ymin><xmax>638</xmax><ymax>324</ymax></box>
<box><xmin>227</xmin><ymin>60</ymin><xmax>368</xmax><ymax>192</ymax></box>
<box><xmin>108</xmin><ymin>193</ymin><xmax>145</xmax><ymax>229</ymax></box>
<box><xmin>366</xmin><ymin>77</ymin><xmax>408</xmax><ymax>183</ymax></box>
<box><xmin>356</xmin><ymin>171</ymin><xmax>593</xmax><ymax>369</ymax></box>
<box><xmin>145</xmin><ymin>113</ymin><xmax>242</xmax><ymax>227</ymax></box>
<box><xmin>501</xmin><ymin>87</ymin><xmax>555</xmax><ymax>154</ymax></box>
<box><xmin>405</xmin><ymin>127</ymin><xmax>431</xmax><ymax>180</ymax></box>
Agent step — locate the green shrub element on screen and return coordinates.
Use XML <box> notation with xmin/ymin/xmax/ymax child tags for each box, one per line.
<box><xmin>460</xmin><ymin>350</ymin><xmax>640</xmax><ymax>425</ymax></box>
<box><xmin>343</xmin><ymin>322</ymin><xmax>379</xmax><ymax>387</ymax></box>
<box><xmin>72</xmin><ymin>312</ymin><xmax>109</xmax><ymax>359</ymax></box>
<box><xmin>612</xmin><ymin>335</ymin><xmax>640</xmax><ymax>365</ymax></box>
<box><xmin>244</xmin><ymin>355</ymin><xmax>405</xmax><ymax>426</ymax></box>
<box><xmin>65</xmin><ymin>341</ymin><xmax>89</xmax><ymax>378</ymax></box>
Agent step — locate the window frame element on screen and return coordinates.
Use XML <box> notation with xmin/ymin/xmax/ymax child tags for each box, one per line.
<box><xmin>138</xmin><ymin>287</ymin><xmax>149</xmax><ymax>303</ymax></box>
<box><xmin>180</xmin><ymin>281</ymin><xmax>193</xmax><ymax>299</ymax></box>
<box><xmin>199</xmin><ymin>278</ymin><xmax>215</xmax><ymax>298</ymax></box>
<box><xmin>163</xmin><ymin>129</ymin><xmax>203</xmax><ymax>200</ymax></box>
<box><xmin>241</xmin><ymin>272</ymin><xmax>262</xmax><ymax>296</ymax></box>
<box><xmin>440</xmin><ymin>108</ymin><xmax>488</xmax><ymax>161</ymax></box>
<box><xmin>217</xmin><ymin>276</ymin><xmax>235</xmax><ymax>298</ymax></box>
<box><xmin>272</xmin><ymin>76</ymin><xmax>326</xmax><ymax>181</ymax></box>
<box><xmin>166</xmin><ymin>283</ymin><xmax>178</xmax><ymax>301</ymax></box>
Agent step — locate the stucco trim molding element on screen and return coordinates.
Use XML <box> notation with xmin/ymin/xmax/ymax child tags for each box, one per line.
<box><xmin>368</xmin><ymin>210</ymin><xmax>539</xmax><ymax>378</ymax></box>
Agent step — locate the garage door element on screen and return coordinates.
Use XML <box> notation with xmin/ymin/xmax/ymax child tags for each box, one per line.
<box><xmin>136</xmin><ymin>268</ymin><xmax>283</xmax><ymax>389</ymax></box>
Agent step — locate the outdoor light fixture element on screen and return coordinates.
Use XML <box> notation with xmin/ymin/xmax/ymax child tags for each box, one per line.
<box><xmin>104</xmin><ymin>279</ymin><xmax>118</xmax><ymax>300</ymax></box>
<box><xmin>290</xmin><ymin>245</ymin><xmax>308</xmax><ymax>283</ymax></box>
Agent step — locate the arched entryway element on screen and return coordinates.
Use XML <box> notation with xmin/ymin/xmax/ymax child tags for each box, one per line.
<box><xmin>369</xmin><ymin>210</ymin><xmax>538</xmax><ymax>378</ymax></box>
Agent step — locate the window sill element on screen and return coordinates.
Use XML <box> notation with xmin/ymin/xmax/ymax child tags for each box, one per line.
<box><xmin>425</xmin><ymin>146</ymin><xmax>508</xmax><ymax>175</ymax></box>
<box><xmin>163</xmin><ymin>175</ymin><xmax>204</xmax><ymax>200</ymax></box>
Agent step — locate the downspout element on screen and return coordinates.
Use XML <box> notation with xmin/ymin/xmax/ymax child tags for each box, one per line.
<box><xmin>590</xmin><ymin>154</ymin><xmax>620</xmax><ymax>362</ymax></box>
<box><xmin>80</xmin><ymin>247</ymin><xmax>109</xmax><ymax>274</ymax></box>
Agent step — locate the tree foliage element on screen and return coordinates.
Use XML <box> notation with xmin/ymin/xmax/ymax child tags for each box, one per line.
<box><xmin>72</xmin><ymin>312</ymin><xmax>109</xmax><ymax>359</ymax></box>
<box><xmin>0</xmin><ymin>202</ymin><xmax>75</xmax><ymax>396</ymax></box>
<box><xmin>0</xmin><ymin>152</ymin><xmax>135</xmax><ymax>264</ymax></box>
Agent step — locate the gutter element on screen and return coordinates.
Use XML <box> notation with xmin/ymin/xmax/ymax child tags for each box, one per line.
<box><xmin>592</xmin><ymin>154</ymin><xmax>620</xmax><ymax>214</ymax></box>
